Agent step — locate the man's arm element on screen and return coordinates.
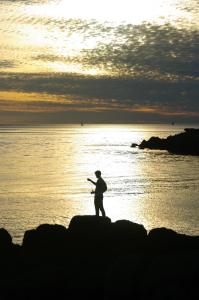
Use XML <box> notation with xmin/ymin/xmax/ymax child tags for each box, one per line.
<box><xmin>87</xmin><ymin>178</ymin><xmax>96</xmax><ymax>185</ymax></box>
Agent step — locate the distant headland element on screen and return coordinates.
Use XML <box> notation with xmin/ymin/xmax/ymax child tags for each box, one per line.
<box><xmin>132</xmin><ymin>128</ymin><xmax>199</xmax><ymax>155</ymax></box>
<box><xmin>0</xmin><ymin>215</ymin><xmax>198</xmax><ymax>299</ymax></box>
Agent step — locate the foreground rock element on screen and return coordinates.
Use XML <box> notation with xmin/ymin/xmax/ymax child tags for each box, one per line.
<box><xmin>0</xmin><ymin>216</ymin><xmax>199</xmax><ymax>300</ymax></box>
<box><xmin>135</xmin><ymin>128</ymin><xmax>199</xmax><ymax>155</ymax></box>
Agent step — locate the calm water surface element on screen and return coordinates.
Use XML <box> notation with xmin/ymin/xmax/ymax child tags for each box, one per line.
<box><xmin>0</xmin><ymin>124</ymin><xmax>199</xmax><ymax>243</ymax></box>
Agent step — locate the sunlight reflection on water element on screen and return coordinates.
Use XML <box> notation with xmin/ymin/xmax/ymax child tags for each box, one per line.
<box><xmin>0</xmin><ymin>124</ymin><xmax>198</xmax><ymax>243</ymax></box>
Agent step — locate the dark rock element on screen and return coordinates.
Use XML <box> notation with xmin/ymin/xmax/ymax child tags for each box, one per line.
<box><xmin>105</xmin><ymin>253</ymin><xmax>152</xmax><ymax>300</ymax></box>
<box><xmin>148</xmin><ymin>227</ymin><xmax>179</xmax><ymax>241</ymax></box>
<box><xmin>131</xmin><ymin>143</ymin><xmax>138</xmax><ymax>148</ymax></box>
<box><xmin>111</xmin><ymin>219</ymin><xmax>147</xmax><ymax>240</ymax></box>
<box><xmin>23</xmin><ymin>229</ymin><xmax>37</xmax><ymax>249</ymax></box>
<box><xmin>107</xmin><ymin>220</ymin><xmax>147</xmax><ymax>255</ymax></box>
<box><xmin>143</xmin><ymin>251</ymin><xmax>199</xmax><ymax>300</ymax></box>
<box><xmin>138</xmin><ymin>128</ymin><xmax>199</xmax><ymax>155</ymax></box>
<box><xmin>184</xmin><ymin>128</ymin><xmax>199</xmax><ymax>133</ymax></box>
<box><xmin>0</xmin><ymin>228</ymin><xmax>12</xmax><ymax>250</ymax></box>
<box><xmin>22</xmin><ymin>224</ymin><xmax>68</xmax><ymax>254</ymax></box>
<box><xmin>139</xmin><ymin>136</ymin><xmax>167</xmax><ymax>150</ymax></box>
<box><xmin>148</xmin><ymin>227</ymin><xmax>199</xmax><ymax>252</ymax></box>
<box><xmin>105</xmin><ymin>251</ymin><xmax>199</xmax><ymax>300</ymax></box>
<box><xmin>23</xmin><ymin>224</ymin><xmax>67</xmax><ymax>247</ymax></box>
<box><xmin>0</xmin><ymin>217</ymin><xmax>199</xmax><ymax>300</ymax></box>
<box><xmin>148</xmin><ymin>227</ymin><xmax>183</xmax><ymax>253</ymax></box>
<box><xmin>69</xmin><ymin>215</ymin><xmax>111</xmax><ymax>237</ymax></box>
<box><xmin>0</xmin><ymin>229</ymin><xmax>21</xmax><ymax>283</ymax></box>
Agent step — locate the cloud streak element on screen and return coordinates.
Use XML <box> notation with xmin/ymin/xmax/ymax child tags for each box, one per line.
<box><xmin>0</xmin><ymin>60</ymin><xmax>16</xmax><ymax>69</ymax></box>
<box><xmin>80</xmin><ymin>23</ymin><xmax>199</xmax><ymax>79</ymax></box>
<box><xmin>0</xmin><ymin>72</ymin><xmax>198</xmax><ymax>120</ymax></box>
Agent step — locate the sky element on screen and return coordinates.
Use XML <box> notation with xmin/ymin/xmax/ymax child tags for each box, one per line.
<box><xmin>0</xmin><ymin>0</ymin><xmax>198</xmax><ymax>124</ymax></box>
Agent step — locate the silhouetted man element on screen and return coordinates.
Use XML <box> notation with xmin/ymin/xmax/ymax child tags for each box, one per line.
<box><xmin>87</xmin><ymin>170</ymin><xmax>107</xmax><ymax>217</ymax></box>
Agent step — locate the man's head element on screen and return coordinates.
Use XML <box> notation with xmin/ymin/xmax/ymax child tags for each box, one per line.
<box><xmin>95</xmin><ymin>170</ymin><xmax>101</xmax><ymax>178</ymax></box>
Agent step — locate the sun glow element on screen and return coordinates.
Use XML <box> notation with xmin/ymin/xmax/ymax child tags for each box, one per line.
<box><xmin>27</xmin><ymin>0</ymin><xmax>188</xmax><ymax>25</ymax></box>
<box><xmin>1</xmin><ymin>0</ymin><xmax>196</xmax><ymax>75</ymax></box>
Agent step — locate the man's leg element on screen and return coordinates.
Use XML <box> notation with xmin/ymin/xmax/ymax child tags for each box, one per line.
<box><xmin>99</xmin><ymin>199</ymin><xmax>106</xmax><ymax>217</ymax></box>
<box><xmin>94</xmin><ymin>198</ymin><xmax>99</xmax><ymax>216</ymax></box>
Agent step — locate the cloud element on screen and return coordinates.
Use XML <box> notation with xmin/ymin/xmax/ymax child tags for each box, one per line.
<box><xmin>78</xmin><ymin>23</ymin><xmax>199</xmax><ymax>79</ymax></box>
<box><xmin>0</xmin><ymin>60</ymin><xmax>16</xmax><ymax>69</ymax></box>
<box><xmin>3</xmin><ymin>0</ymin><xmax>50</xmax><ymax>3</ymax></box>
<box><xmin>0</xmin><ymin>72</ymin><xmax>198</xmax><ymax>121</ymax></box>
<box><xmin>29</xmin><ymin>21</ymin><xmax>199</xmax><ymax>80</ymax></box>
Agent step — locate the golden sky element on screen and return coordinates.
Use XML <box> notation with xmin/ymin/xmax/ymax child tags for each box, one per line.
<box><xmin>0</xmin><ymin>0</ymin><xmax>198</xmax><ymax>123</ymax></box>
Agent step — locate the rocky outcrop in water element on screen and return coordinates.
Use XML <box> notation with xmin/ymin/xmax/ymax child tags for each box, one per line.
<box><xmin>0</xmin><ymin>216</ymin><xmax>199</xmax><ymax>300</ymax></box>
<box><xmin>133</xmin><ymin>128</ymin><xmax>199</xmax><ymax>155</ymax></box>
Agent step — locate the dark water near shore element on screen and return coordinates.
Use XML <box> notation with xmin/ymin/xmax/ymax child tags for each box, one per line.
<box><xmin>0</xmin><ymin>124</ymin><xmax>199</xmax><ymax>243</ymax></box>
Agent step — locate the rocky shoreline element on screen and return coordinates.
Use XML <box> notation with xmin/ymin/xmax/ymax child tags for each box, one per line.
<box><xmin>132</xmin><ymin>128</ymin><xmax>199</xmax><ymax>155</ymax></box>
<box><xmin>0</xmin><ymin>215</ymin><xmax>198</xmax><ymax>299</ymax></box>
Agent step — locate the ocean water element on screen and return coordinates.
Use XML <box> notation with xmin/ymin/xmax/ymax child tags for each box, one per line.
<box><xmin>0</xmin><ymin>124</ymin><xmax>199</xmax><ymax>243</ymax></box>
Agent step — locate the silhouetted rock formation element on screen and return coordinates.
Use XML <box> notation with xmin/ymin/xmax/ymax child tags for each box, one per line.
<box><xmin>0</xmin><ymin>216</ymin><xmax>199</xmax><ymax>300</ymax></box>
<box><xmin>137</xmin><ymin>128</ymin><xmax>199</xmax><ymax>155</ymax></box>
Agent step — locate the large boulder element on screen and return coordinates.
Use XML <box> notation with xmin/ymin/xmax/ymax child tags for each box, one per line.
<box><xmin>68</xmin><ymin>215</ymin><xmax>112</xmax><ymax>257</ymax></box>
<box><xmin>148</xmin><ymin>227</ymin><xmax>179</xmax><ymax>241</ymax></box>
<box><xmin>107</xmin><ymin>220</ymin><xmax>147</xmax><ymax>254</ymax></box>
<box><xmin>148</xmin><ymin>227</ymin><xmax>199</xmax><ymax>252</ymax></box>
<box><xmin>110</xmin><ymin>220</ymin><xmax>147</xmax><ymax>240</ymax></box>
<box><xmin>22</xmin><ymin>224</ymin><xmax>68</xmax><ymax>252</ymax></box>
<box><xmin>68</xmin><ymin>215</ymin><xmax>111</xmax><ymax>238</ymax></box>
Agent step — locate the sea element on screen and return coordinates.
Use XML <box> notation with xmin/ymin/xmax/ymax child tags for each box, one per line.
<box><xmin>0</xmin><ymin>124</ymin><xmax>199</xmax><ymax>244</ymax></box>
